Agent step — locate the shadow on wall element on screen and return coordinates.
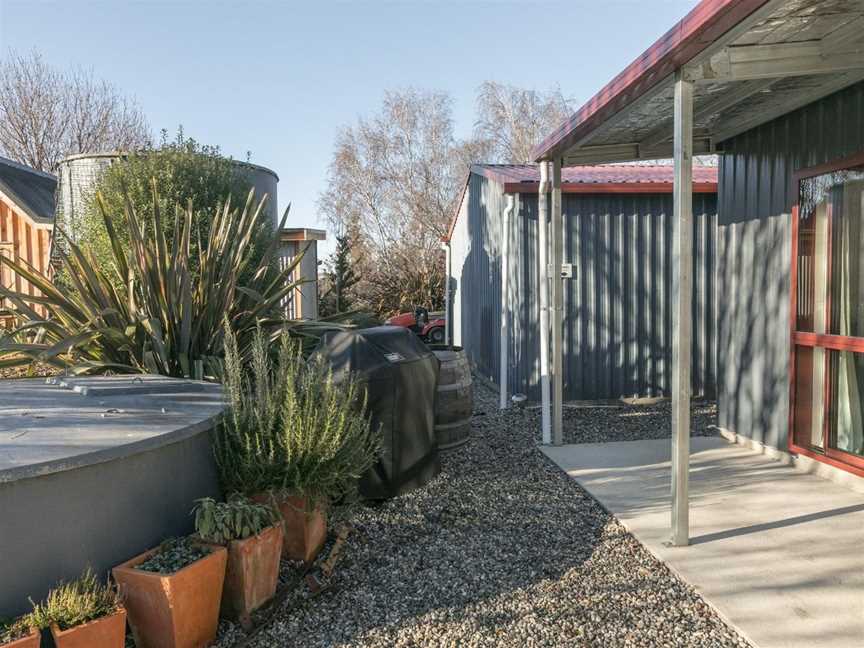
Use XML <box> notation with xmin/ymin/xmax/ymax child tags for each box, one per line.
<box><xmin>456</xmin><ymin>182</ymin><xmax>720</xmax><ymax>404</ymax></box>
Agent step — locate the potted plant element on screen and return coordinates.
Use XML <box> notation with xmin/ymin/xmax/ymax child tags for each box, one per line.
<box><xmin>112</xmin><ymin>537</ymin><xmax>227</xmax><ymax>648</ymax></box>
<box><xmin>213</xmin><ymin>323</ymin><xmax>380</xmax><ymax>563</ymax></box>
<box><xmin>27</xmin><ymin>568</ymin><xmax>125</xmax><ymax>648</ymax></box>
<box><xmin>192</xmin><ymin>496</ymin><xmax>283</xmax><ymax>628</ymax></box>
<box><xmin>0</xmin><ymin>617</ymin><xmax>38</xmax><ymax>648</ymax></box>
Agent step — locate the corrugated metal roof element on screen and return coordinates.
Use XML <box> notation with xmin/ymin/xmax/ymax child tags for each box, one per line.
<box><xmin>0</xmin><ymin>157</ymin><xmax>57</xmax><ymax>224</ymax></box>
<box><xmin>472</xmin><ymin>163</ymin><xmax>718</xmax><ymax>186</ymax></box>
<box><xmin>532</xmin><ymin>0</ymin><xmax>864</xmax><ymax>164</ymax></box>
<box><xmin>444</xmin><ymin>164</ymin><xmax>717</xmax><ymax>242</ymax></box>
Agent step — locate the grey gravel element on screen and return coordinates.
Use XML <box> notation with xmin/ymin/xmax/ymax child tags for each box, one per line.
<box><xmin>217</xmin><ymin>381</ymin><xmax>749</xmax><ymax>648</ymax></box>
<box><xmin>540</xmin><ymin>400</ymin><xmax>718</xmax><ymax>446</ymax></box>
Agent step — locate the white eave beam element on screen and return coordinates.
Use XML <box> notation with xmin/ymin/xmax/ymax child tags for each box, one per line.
<box><xmin>712</xmin><ymin>68</ymin><xmax>864</xmax><ymax>143</ymax></box>
<box><xmin>563</xmin><ymin>138</ymin><xmax>712</xmax><ymax>166</ymax></box>
<box><xmin>688</xmin><ymin>37</ymin><xmax>864</xmax><ymax>83</ymax></box>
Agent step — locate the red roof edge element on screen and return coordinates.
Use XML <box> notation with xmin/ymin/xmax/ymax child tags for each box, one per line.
<box><xmin>532</xmin><ymin>0</ymin><xmax>773</xmax><ymax>161</ymax></box>
<box><xmin>503</xmin><ymin>181</ymin><xmax>717</xmax><ymax>194</ymax></box>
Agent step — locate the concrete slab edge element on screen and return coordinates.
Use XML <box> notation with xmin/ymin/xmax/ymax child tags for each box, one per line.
<box><xmin>716</xmin><ymin>427</ymin><xmax>864</xmax><ymax>496</ymax></box>
<box><xmin>537</xmin><ymin>440</ymin><xmax>760</xmax><ymax>648</ymax></box>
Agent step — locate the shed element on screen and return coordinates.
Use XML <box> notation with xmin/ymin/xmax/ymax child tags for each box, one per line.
<box><xmin>444</xmin><ymin>163</ymin><xmax>718</xmax><ymax>403</ymax></box>
<box><xmin>0</xmin><ymin>157</ymin><xmax>55</xmax><ymax>322</ymax></box>
<box><xmin>279</xmin><ymin>227</ymin><xmax>326</xmax><ymax>320</ymax></box>
<box><xmin>530</xmin><ymin>0</ymin><xmax>864</xmax><ymax>547</ymax></box>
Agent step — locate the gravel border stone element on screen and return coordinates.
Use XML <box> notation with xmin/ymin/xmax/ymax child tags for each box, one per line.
<box><xmin>537</xmin><ymin>400</ymin><xmax>718</xmax><ymax>445</ymax></box>
<box><xmin>216</xmin><ymin>380</ymin><xmax>749</xmax><ymax>648</ymax></box>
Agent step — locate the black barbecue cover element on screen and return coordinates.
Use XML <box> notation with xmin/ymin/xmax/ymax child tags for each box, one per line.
<box><xmin>315</xmin><ymin>326</ymin><xmax>441</xmax><ymax>499</ymax></box>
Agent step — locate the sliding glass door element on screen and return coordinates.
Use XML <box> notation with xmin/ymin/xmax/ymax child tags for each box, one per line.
<box><xmin>790</xmin><ymin>156</ymin><xmax>864</xmax><ymax>475</ymax></box>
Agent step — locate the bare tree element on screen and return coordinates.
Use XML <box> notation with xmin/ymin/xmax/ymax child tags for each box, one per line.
<box><xmin>319</xmin><ymin>89</ymin><xmax>471</xmax><ymax>315</ymax></box>
<box><xmin>474</xmin><ymin>81</ymin><xmax>574</xmax><ymax>164</ymax></box>
<box><xmin>0</xmin><ymin>50</ymin><xmax>151</xmax><ymax>173</ymax></box>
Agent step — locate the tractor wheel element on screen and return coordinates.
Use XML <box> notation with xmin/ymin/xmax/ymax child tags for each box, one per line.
<box><xmin>428</xmin><ymin>327</ymin><xmax>445</xmax><ymax>344</ymax></box>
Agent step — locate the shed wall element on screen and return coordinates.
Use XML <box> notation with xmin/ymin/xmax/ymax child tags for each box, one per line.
<box><xmin>450</xmin><ymin>173</ymin><xmax>718</xmax><ymax>401</ymax></box>
<box><xmin>0</xmin><ymin>195</ymin><xmax>51</xmax><ymax>321</ymax></box>
<box><xmin>716</xmin><ymin>81</ymin><xmax>864</xmax><ymax>450</ymax></box>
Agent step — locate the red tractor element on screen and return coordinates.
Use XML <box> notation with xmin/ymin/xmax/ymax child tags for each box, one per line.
<box><xmin>385</xmin><ymin>306</ymin><xmax>446</xmax><ymax>344</ymax></box>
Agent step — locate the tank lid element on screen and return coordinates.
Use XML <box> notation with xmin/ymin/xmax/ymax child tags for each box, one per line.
<box><xmin>59</xmin><ymin>151</ymin><xmax>279</xmax><ymax>181</ymax></box>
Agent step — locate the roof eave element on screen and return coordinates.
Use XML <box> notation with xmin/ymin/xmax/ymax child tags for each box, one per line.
<box><xmin>532</xmin><ymin>0</ymin><xmax>774</xmax><ymax>162</ymax></box>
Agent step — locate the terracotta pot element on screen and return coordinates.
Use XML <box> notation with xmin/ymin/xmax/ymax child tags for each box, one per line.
<box><xmin>221</xmin><ymin>523</ymin><xmax>284</xmax><ymax>626</ymax></box>
<box><xmin>50</xmin><ymin>608</ymin><xmax>126</xmax><ymax>648</ymax></box>
<box><xmin>0</xmin><ymin>629</ymin><xmax>39</xmax><ymax>648</ymax></box>
<box><xmin>113</xmin><ymin>543</ymin><xmax>227</xmax><ymax>648</ymax></box>
<box><xmin>253</xmin><ymin>493</ymin><xmax>327</xmax><ymax>562</ymax></box>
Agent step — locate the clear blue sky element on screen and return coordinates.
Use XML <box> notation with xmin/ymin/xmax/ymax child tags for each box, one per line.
<box><xmin>0</xmin><ymin>0</ymin><xmax>698</xmax><ymax>257</ymax></box>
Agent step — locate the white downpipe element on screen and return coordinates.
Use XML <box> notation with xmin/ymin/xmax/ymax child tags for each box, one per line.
<box><xmin>538</xmin><ymin>161</ymin><xmax>552</xmax><ymax>444</ymax></box>
<box><xmin>442</xmin><ymin>241</ymin><xmax>452</xmax><ymax>346</ymax></box>
<box><xmin>499</xmin><ymin>194</ymin><xmax>515</xmax><ymax>410</ymax></box>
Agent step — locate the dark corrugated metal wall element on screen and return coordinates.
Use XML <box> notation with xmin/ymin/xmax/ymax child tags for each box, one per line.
<box><xmin>716</xmin><ymin>81</ymin><xmax>864</xmax><ymax>450</ymax></box>
<box><xmin>561</xmin><ymin>193</ymin><xmax>716</xmax><ymax>401</ymax></box>
<box><xmin>452</xmin><ymin>172</ymin><xmax>718</xmax><ymax>402</ymax></box>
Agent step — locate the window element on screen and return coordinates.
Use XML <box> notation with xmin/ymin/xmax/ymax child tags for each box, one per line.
<box><xmin>791</xmin><ymin>156</ymin><xmax>864</xmax><ymax>474</ymax></box>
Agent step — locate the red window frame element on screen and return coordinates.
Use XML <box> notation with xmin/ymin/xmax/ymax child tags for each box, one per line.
<box><xmin>788</xmin><ymin>150</ymin><xmax>864</xmax><ymax>478</ymax></box>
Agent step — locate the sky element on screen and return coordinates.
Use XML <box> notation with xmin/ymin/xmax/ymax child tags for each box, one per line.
<box><xmin>0</xmin><ymin>0</ymin><xmax>700</xmax><ymax>257</ymax></box>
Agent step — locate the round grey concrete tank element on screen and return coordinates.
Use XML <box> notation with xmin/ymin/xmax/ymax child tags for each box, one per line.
<box><xmin>55</xmin><ymin>152</ymin><xmax>280</xmax><ymax>244</ymax></box>
<box><xmin>0</xmin><ymin>375</ymin><xmax>224</xmax><ymax>617</ymax></box>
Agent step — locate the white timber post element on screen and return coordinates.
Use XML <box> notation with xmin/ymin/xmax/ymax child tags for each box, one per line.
<box><xmin>499</xmin><ymin>194</ymin><xmax>515</xmax><ymax>410</ymax></box>
<box><xmin>671</xmin><ymin>69</ymin><xmax>693</xmax><ymax>547</ymax></box>
<box><xmin>538</xmin><ymin>161</ymin><xmax>552</xmax><ymax>444</ymax></box>
<box><xmin>551</xmin><ymin>157</ymin><xmax>564</xmax><ymax>445</ymax></box>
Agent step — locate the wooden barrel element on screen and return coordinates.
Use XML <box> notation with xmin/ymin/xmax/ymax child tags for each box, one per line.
<box><xmin>429</xmin><ymin>345</ymin><xmax>473</xmax><ymax>450</ymax></box>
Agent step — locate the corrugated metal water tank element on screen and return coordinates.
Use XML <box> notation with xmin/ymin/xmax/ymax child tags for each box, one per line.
<box><xmin>55</xmin><ymin>152</ymin><xmax>279</xmax><ymax>245</ymax></box>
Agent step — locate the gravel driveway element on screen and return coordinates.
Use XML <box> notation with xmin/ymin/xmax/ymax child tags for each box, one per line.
<box><xmin>219</xmin><ymin>381</ymin><xmax>749</xmax><ymax>648</ymax></box>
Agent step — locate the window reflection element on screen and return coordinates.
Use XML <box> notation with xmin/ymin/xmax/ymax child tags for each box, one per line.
<box><xmin>794</xmin><ymin>167</ymin><xmax>864</xmax><ymax>460</ymax></box>
<box><xmin>829</xmin><ymin>350</ymin><xmax>864</xmax><ymax>458</ymax></box>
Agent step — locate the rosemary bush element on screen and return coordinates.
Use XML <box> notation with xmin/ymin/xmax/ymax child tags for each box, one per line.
<box><xmin>213</xmin><ymin>321</ymin><xmax>380</xmax><ymax>505</ymax></box>
<box><xmin>193</xmin><ymin>495</ymin><xmax>280</xmax><ymax>544</ymax></box>
<box><xmin>27</xmin><ymin>568</ymin><xmax>121</xmax><ymax>631</ymax></box>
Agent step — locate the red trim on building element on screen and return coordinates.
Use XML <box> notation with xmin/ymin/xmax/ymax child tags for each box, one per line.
<box><xmin>788</xmin><ymin>151</ymin><xmax>864</xmax><ymax>478</ymax></box>
<box><xmin>532</xmin><ymin>0</ymin><xmax>773</xmax><ymax>161</ymax></box>
<box><xmin>504</xmin><ymin>181</ymin><xmax>717</xmax><ymax>194</ymax></box>
<box><xmin>442</xmin><ymin>165</ymin><xmax>718</xmax><ymax>242</ymax></box>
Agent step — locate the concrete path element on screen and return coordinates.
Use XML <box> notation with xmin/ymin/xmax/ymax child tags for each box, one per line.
<box><xmin>542</xmin><ymin>437</ymin><xmax>864</xmax><ymax>648</ymax></box>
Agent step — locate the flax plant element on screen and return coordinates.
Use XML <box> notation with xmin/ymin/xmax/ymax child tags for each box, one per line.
<box><xmin>0</xmin><ymin>182</ymin><xmax>305</xmax><ymax>377</ymax></box>
<box><xmin>213</xmin><ymin>320</ymin><xmax>379</xmax><ymax>505</ymax></box>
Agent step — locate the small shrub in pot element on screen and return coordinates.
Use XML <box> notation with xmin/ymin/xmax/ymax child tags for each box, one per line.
<box><xmin>193</xmin><ymin>496</ymin><xmax>283</xmax><ymax>626</ymax></box>
<box><xmin>28</xmin><ymin>568</ymin><xmax>125</xmax><ymax>648</ymax></box>
<box><xmin>213</xmin><ymin>323</ymin><xmax>379</xmax><ymax>562</ymax></box>
<box><xmin>0</xmin><ymin>617</ymin><xmax>38</xmax><ymax>648</ymax></box>
<box><xmin>113</xmin><ymin>537</ymin><xmax>227</xmax><ymax>648</ymax></box>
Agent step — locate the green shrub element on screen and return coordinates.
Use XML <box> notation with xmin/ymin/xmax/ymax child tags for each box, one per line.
<box><xmin>0</xmin><ymin>616</ymin><xmax>33</xmax><ymax>643</ymax></box>
<box><xmin>0</xmin><ymin>183</ymin><xmax>303</xmax><ymax>377</ymax></box>
<box><xmin>193</xmin><ymin>495</ymin><xmax>280</xmax><ymax>544</ymax></box>
<box><xmin>213</xmin><ymin>321</ymin><xmax>380</xmax><ymax>505</ymax></box>
<box><xmin>135</xmin><ymin>537</ymin><xmax>212</xmax><ymax>575</ymax></box>
<box><xmin>76</xmin><ymin>131</ymin><xmax>270</xmax><ymax>277</ymax></box>
<box><xmin>27</xmin><ymin>568</ymin><xmax>121</xmax><ymax>631</ymax></box>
